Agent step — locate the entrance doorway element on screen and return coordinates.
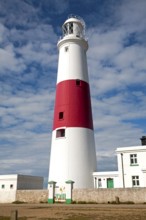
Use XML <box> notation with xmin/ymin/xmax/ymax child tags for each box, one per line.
<box><xmin>107</xmin><ymin>178</ymin><xmax>114</xmax><ymax>188</ymax></box>
<box><xmin>55</xmin><ymin>186</ymin><xmax>66</xmax><ymax>203</ymax></box>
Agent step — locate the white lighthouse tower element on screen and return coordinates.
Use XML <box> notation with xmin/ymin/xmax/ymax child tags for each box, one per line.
<box><xmin>49</xmin><ymin>15</ymin><xmax>97</xmax><ymax>188</ymax></box>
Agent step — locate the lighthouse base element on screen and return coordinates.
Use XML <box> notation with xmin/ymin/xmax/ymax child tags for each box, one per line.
<box><xmin>48</xmin><ymin>127</ymin><xmax>97</xmax><ymax>189</ymax></box>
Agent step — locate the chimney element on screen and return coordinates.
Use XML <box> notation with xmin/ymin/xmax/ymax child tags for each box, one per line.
<box><xmin>140</xmin><ymin>136</ymin><xmax>146</xmax><ymax>146</ymax></box>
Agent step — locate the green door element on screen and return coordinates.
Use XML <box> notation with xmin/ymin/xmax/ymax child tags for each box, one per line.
<box><xmin>107</xmin><ymin>178</ymin><xmax>114</xmax><ymax>188</ymax></box>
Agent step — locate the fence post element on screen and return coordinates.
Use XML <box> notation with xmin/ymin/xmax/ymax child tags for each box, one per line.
<box><xmin>48</xmin><ymin>181</ymin><xmax>56</xmax><ymax>203</ymax></box>
<box><xmin>11</xmin><ymin>210</ymin><xmax>18</xmax><ymax>220</ymax></box>
<box><xmin>65</xmin><ymin>180</ymin><xmax>74</xmax><ymax>204</ymax></box>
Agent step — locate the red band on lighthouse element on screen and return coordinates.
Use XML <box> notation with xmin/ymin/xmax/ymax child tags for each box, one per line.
<box><xmin>53</xmin><ymin>79</ymin><xmax>94</xmax><ymax>130</ymax></box>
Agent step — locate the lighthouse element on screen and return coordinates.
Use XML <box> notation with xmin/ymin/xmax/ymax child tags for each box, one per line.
<box><xmin>49</xmin><ymin>15</ymin><xmax>97</xmax><ymax>188</ymax></box>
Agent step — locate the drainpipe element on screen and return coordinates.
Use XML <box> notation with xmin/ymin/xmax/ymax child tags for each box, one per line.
<box><xmin>94</xmin><ymin>177</ymin><xmax>97</xmax><ymax>188</ymax></box>
<box><xmin>121</xmin><ymin>153</ymin><xmax>125</xmax><ymax>188</ymax></box>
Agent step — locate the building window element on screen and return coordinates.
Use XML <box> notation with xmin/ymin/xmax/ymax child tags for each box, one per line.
<box><xmin>1</xmin><ymin>184</ymin><xmax>5</xmax><ymax>189</ymax></box>
<box><xmin>65</xmin><ymin>46</ymin><xmax>69</xmax><ymax>52</ymax></box>
<box><xmin>10</xmin><ymin>184</ymin><xmax>13</xmax><ymax>189</ymax></box>
<box><xmin>59</xmin><ymin>112</ymin><xmax>64</xmax><ymax>120</ymax></box>
<box><xmin>132</xmin><ymin>176</ymin><xmax>140</xmax><ymax>187</ymax></box>
<box><xmin>130</xmin><ymin>154</ymin><xmax>138</xmax><ymax>165</ymax></box>
<box><xmin>56</xmin><ymin>129</ymin><xmax>65</xmax><ymax>138</ymax></box>
<box><xmin>98</xmin><ymin>178</ymin><xmax>102</xmax><ymax>188</ymax></box>
<box><xmin>76</xmin><ymin>79</ymin><xmax>81</xmax><ymax>86</ymax></box>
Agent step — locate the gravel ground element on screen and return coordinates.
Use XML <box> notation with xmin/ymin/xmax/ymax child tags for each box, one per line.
<box><xmin>0</xmin><ymin>203</ymin><xmax>146</xmax><ymax>220</ymax></box>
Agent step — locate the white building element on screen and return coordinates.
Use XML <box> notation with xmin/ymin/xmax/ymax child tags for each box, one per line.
<box><xmin>93</xmin><ymin>171</ymin><xmax>119</xmax><ymax>189</ymax></box>
<box><xmin>117</xmin><ymin>145</ymin><xmax>146</xmax><ymax>188</ymax></box>
<box><xmin>0</xmin><ymin>174</ymin><xmax>44</xmax><ymax>203</ymax></box>
<box><xmin>93</xmin><ymin>136</ymin><xmax>146</xmax><ymax>189</ymax></box>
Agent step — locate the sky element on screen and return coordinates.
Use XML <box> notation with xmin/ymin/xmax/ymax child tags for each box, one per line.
<box><xmin>0</xmin><ymin>0</ymin><xmax>146</xmax><ymax>188</ymax></box>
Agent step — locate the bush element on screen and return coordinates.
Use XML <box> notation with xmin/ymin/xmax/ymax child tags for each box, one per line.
<box><xmin>12</xmin><ymin>200</ymin><xmax>27</xmax><ymax>204</ymax></box>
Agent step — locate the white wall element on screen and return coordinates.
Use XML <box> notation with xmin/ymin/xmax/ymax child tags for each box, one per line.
<box><xmin>0</xmin><ymin>174</ymin><xmax>17</xmax><ymax>190</ymax></box>
<box><xmin>0</xmin><ymin>190</ymin><xmax>16</xmax><ymax>203</ymax></box>
<box><xmin>49</xmin><ymin>128</ymin><xmax>96</xmax><ymax>188</ymax></box>
<box><xmin>93</xmin><ymin>172</ymin><xmax>119</xmax><ymax>188</ymax></box>
<box><xmin>116</xmin><ymin>146</ymin><xmax>146</xmax><ymax>188</ymax></box>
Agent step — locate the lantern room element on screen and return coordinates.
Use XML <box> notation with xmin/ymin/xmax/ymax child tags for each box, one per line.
<box><xmin>62</xmin><ymin>15</ymin><xmax>85</xmax><ymax>38</ymax></box>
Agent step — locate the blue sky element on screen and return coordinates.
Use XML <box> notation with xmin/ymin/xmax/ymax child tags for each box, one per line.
<box><xmin>0</xmin><ymin>0</ymin><xmax>146</xmax><ymax>187</ymax></box>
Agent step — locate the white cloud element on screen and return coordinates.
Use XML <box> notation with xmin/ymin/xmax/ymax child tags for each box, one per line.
<box><xmin>0</xmin><ymin>23</ymin><xmax>7</xmax><ymax>43</ymax></box>
<box><xmin>113</xmin><ymin>45</ymin><xmax>146</xmax><ymax>70</ymax></box>
<box><xmin>17</xmin><ymin>41</ymin><xmax>57</xmax><ymax>67</ymax></box>
<box><xmin>117</xmin><ymin>0</ymin><xmax>146</xmax><ymax>32</ymax></box>
<box><xmin>0</xmin><ymin>45</ymin><xmax>26</xmax><ymax>73</ymax></box>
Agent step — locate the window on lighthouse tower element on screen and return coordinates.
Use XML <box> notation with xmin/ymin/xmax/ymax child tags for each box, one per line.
<box><xmin>59</xmin><ymin>112</ymin><xmax>64</xmax><ymax>120</ymax></box>
<box><xmin>76</xmin><ymin>79</ymin><xmax>81</xmax><ymax>86</ymax></box>
<box><xmin>69</xmin><ymin>22</ymin><xmax>73</xmax><ymax>34</ymax></box>
<box><xmin>56</xmin><ymin>129</ymin><xmax>65</xmax><ymax>138</ymax></box>
<box><xmin>65</xmin><ymin>46</ymin><xmax>69</xmax><ymax>52</ymax></box>
<box><xmin>63</xmin><ymin>22</ymin><xmax>73</xmax><ymax>35</ymax></box>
